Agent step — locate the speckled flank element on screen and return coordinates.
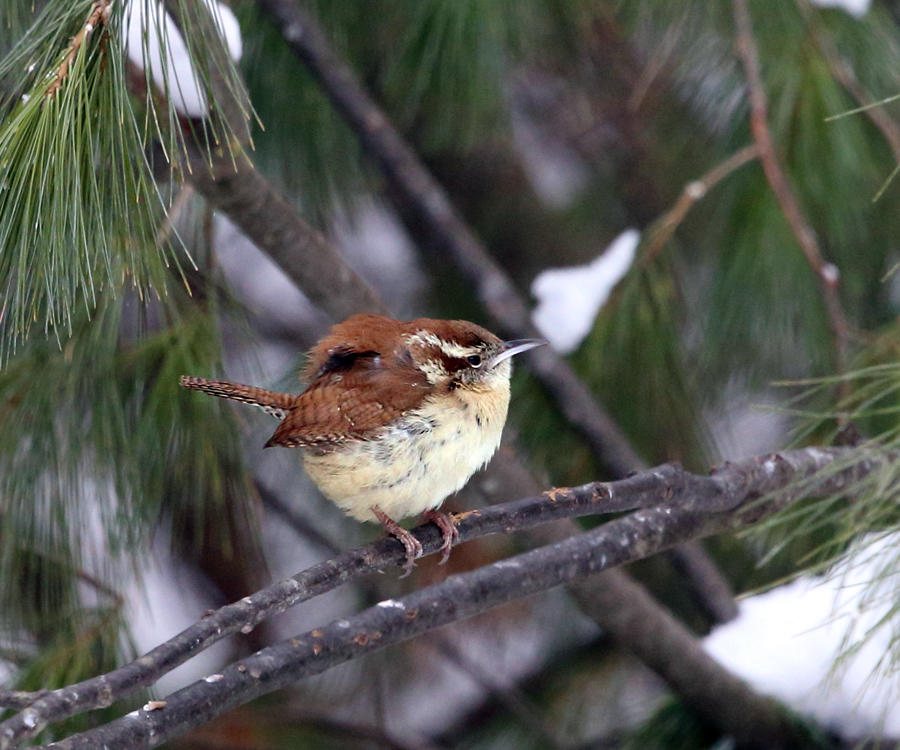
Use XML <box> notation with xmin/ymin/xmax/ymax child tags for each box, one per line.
<box><xmin>302</xmin><ymin>369</ymin><xmax>511</xmax><ymax>522</ymax></box>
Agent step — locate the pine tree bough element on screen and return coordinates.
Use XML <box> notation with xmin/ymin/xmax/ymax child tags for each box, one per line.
<box><xmin>0</xmin><ymin>445</ymin><xmax>884</xmax><ymax>749</ymax></box>
<box><xmin>732</xmin><ymin>0</ymin><xmax>852</xmax><ymax>370</ymax></box>
<box><xmin>45</xmin><ymin>0</ymin><xmax>111</xmax><ymax>99</ymax></box>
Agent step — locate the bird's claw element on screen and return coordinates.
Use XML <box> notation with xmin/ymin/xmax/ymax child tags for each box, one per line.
<box><xmin>371</xmin><ymin>505</ymin><xmax>423</xmax><ymax>577</ymax></box>
<box><xmin>423</xmin><ymin>510</ymin><xmax>460</xmax><ymax>565</ymax></box>
<box><xmin>397</xmin><ymin>531</ymin><xmax>424</xmax><ymax>578</ymax></box>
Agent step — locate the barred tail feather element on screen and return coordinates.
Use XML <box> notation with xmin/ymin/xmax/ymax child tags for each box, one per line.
<box><xmin>179</xmin><ymin>376</ymin><xmax>294</xmax><ymax>420</ymax></box>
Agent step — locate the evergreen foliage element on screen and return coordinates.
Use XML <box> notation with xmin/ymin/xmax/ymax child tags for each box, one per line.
<box><xmin>1</xmin><ymin>0</ymin><xmax>900</xmax><ymax>745</ymax></box>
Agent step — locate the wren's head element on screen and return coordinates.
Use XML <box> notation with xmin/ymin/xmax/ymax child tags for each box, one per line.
<box><xmin>402</xmin><ymin>319</ymin><xmax>543</xmax><ymax>393</ymax></box>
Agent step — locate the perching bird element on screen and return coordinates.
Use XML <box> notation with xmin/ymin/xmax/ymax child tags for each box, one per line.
<box><xmin>180</xmin><ymin>313</ymin><xmax>545</xmax><ymax>573</ymax></box>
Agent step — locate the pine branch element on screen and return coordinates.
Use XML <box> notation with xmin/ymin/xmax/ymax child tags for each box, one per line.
<box><xmin>798</xmin><ymin>0</ymin><xmax>900</xmax><ymax>165</ymax></box>
<box><xmin>152</xmin><ymin>0</ymin><xmax>385</xmax><ymax>322</ymax></box>
<box><xmin>640</xmin><ymin>144</ymin><xmax>760</xmax><ymax>266</ymax></box>
<box><xmin>44</xmin><ymin>0</ymin><xmax>110</xmax><ymax>99</ymax></box>
<box><xmin>732</xmin><ymin>0</ymin><xmax>853</xmax><ymax>372</ymax></box>
<box><xmin>0</xmin><ymin>444</ymin><xmax>881</xmax><ymax>748</ymax></box>
<box><xmin>183</xmin><ymin>146</ymin><xmax>388</xmax><ymax>321</ymax></box>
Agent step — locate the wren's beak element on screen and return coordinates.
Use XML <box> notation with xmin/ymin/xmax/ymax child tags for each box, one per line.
<box><xmin>488</xmin><ymin>338</ymin><xmax>547</xmax><ymax>368</ymax></box>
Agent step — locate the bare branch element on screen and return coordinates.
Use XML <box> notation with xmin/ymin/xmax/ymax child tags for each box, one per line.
<box><xmin>40</xmin><ymin>444</ymin><xmax>881</xmax><ymax>750</ymax></box>
<box><xmin>0</xmin><ymin>444</ymin><xmax>881</xmax><ymax>748</ymax></box>
<box><xmin>0</xmin><ymin>467</ymin><xmax>672</xmax><ymax>745</ymax></box>
<box><xmin>0</xmin><ymin>690</ymin><xmax>48</xmax><ymax>712</ymax></box>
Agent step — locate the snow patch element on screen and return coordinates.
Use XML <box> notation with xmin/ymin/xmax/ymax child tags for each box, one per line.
<box><xmin>124</xmin><ymin>0</ymin><xmax>242</xmax><ymax>118</ymax></box>
<box><xmin>810</xmin><ymin>0</ymin><xmax>870</xmax><ymax>17</ymax></box>
<box><xmin>531</xmin><ymin>230</ymin><xmax>639</xmax><ymax>354</ymax></box>
<box><xmin>705</xmin><ymin>533</ymin><xmax>900</xmax><ymax>735</ymax></box>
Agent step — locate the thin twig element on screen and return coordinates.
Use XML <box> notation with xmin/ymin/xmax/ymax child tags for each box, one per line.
<box><xmin>0</xmin><ymin>444</ymin><xmax>877</xmax><ymax>748</ymax></box>
<box><xmin>797</xmin><ymin>0</ymin><xmax>900</xmax><ymax>164</ymax></box>
<box><xmin>45</xmin><ymin>0</ymin><xmax>110</xmax><ymax>99</ymax></box>
<box><xmin>41</xmin><ymin>445</ymin><xmax>881</xmax><ymax>750</ymax></box>
<box><xmin>641</xmin><ymin>144</ymin><xmax>760</xmax><ymax>266</ymax></box>
<box><xmin>732</xmin><ymin>0</ymin><xmax>852</xmax><ymax>371</ymax></box>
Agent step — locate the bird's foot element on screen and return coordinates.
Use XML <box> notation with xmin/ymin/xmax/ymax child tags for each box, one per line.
<box><xmin>371</xmin><ymin>506</ymin><xmax>423</xmax><ymax>577</ymax></box>
<box><xmin>422</xmin><ymin>509</ymin><xmax>460</xmax><ymax>565</ymax></box>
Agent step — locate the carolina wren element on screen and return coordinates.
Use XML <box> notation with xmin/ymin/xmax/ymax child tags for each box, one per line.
<box><xmin>180</xmin><ymin>313</ymin><xmax>545</xmax><ymax>573</ymax></box>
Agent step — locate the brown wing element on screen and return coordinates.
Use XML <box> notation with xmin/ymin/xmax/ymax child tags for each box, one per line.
<box><xmin>302</xmin><ymin>314</ymin><xmax>405</xmax><ymax>380</ymax></box>
<box><xmin>265</xmin><ymin>326</ymin><xmax>431</xmax><ymax>448</ymax></box>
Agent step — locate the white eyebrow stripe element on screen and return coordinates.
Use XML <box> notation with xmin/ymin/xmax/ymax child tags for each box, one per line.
<box><xmin>404</xmin><ymin>331</ymin><xmax>478</xmax><ymax>359</ymax></box>
<box><xmin>436</xmin><ymin>341</ymin><xmax>475</xmax><ymax>358</ymax></box>
<box><xmin>405</xmin><ymin>330</ymin><xmax>441</xmax><ymax>348</ymax></box>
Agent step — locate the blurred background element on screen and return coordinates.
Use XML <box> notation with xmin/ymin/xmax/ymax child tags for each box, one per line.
<box><xmin>1</xmin><ymin>0</ymin><xmax>900</xmax><ymax>747</ymax></box>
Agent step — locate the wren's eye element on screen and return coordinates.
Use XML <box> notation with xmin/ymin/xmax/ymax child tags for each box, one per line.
<box><xmin>466</xmin><ymin>354</ymin><xmax>483</xmax><ymax>368</ymax></box>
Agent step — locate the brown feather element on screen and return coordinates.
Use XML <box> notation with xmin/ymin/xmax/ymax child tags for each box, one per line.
<box><xmin>184</xmin><ymin>315</ymin><xmax>501</xmax><ymax>450</ymax></box>
<box><xmin>179</xmin><ymin>376</ymin><xmax>295</xmax><ymax>420</ymax></box>
<box><xmin>267</xmin><ymin>316</ymin><xmax>432</xmax><ymax>448</ymax></box>
<box><xmin>303</xmin><ymin>314</ymin><xmax>404</xmax><ymax>380</ymax></box>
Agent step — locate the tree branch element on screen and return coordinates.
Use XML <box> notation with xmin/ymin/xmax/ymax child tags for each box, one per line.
<box><xmin>732</xmin><ymin>0</ymin><xmax>853</xmax><ymax>370</ymax></box>
<box><xmin>41</xmin><ymin>444</ymin><xmax>882</xmax><ymax>750</ymax></box>
<box><xmin>157</xmin><ymin>0</ymin><xmax>386</xmax><ymax>323</ymax></box>
<box><xmin>798</xmin><ymin>0</ymin><xmax>900</xmax><ymax>165</ymax></box>
<box><xmin>183</xmin><ymin>146</ymin><xmax>387</xmax><ymax>322</ymax></box>
<box><xmin>640</xmin><ymin>144</ymin><xmax>760</xmax><ymax>266</ymax></box>
<box><xmin>0</xmin><ymin>465</ymin><xmax>681</xmax><ymax>743</ymax></box>
<box><xmin>0</xmin><ymin>444</ymin><xmax>882</xmax><ymax>748</ymax></box>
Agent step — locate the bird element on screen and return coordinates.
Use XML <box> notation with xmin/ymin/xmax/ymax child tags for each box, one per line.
<box><xmin>180</xmin><ymin>313</ymin><xmax>546</xmax><ymax>574</ymax></box>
